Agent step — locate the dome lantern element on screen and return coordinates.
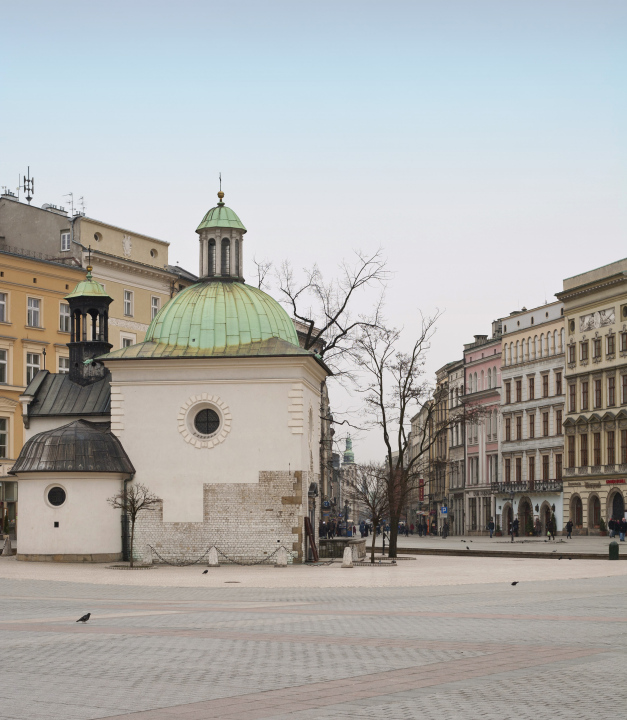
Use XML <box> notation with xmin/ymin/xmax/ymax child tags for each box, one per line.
<box><xmin>196</xmin><ymin>190</ymin><xmax>247</xmax><ymax>282</ymax></box>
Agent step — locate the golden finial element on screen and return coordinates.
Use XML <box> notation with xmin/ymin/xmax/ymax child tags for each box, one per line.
<box><xmin>217</xmin><ymin>172</ymin><xmax>225</xmax><ymax>205</ymax></box>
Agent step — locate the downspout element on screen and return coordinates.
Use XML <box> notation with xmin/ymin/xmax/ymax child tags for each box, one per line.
<box><xmin>69</xmin><ymin>214</ymin><xmax>82</xmax><ymax>265</ymax></box>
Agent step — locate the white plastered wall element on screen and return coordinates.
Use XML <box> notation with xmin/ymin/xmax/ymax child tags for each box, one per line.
<box><xmin>106</xmin><ymin>356</ymin><xmax>326</xmax><ymax>523</ymax></box>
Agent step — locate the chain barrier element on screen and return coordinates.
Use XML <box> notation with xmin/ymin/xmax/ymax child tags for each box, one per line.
<box><xmin>147</xmin><ymin>544</ymin><xmax>298</xmax><ymax>567</ymax></box>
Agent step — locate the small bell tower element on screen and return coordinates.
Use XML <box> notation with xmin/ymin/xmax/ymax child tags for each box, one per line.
<box><xmin>65</xmin><ymin>265</ymin><xmax>113</xmax><ymax>385</ymax></box>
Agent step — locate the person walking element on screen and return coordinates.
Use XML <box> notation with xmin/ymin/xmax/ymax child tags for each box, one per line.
<box><xmin>609</xmin><ymin>518</ymin><xmax>616</xmax><ymax>538</ymax></box>
<box><xmin>488</xmin><ymin>518</ymin><xmax>495</xmax><ymax>539</ymax></box>
<box><xmin>442</xmin><ymin>520</ymin><xmax>449</xmax><ymax>539</ymax></box>
<box><xmin>566</xmin><ymin>519</ymin><xmax>573</xmax><ymax>539</ymax></box>
<box><xmin>620</xmin><ymin>517</ymin><xmax>627</xmax><ymax>542</ymax></box>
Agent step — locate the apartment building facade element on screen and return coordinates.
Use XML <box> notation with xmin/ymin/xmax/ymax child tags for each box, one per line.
<box><xmin>463</xmin><ymin>326</ymin><xmax>501</xmax><ymax>535</ymax></box>
<box><xmin>447</xmin><ymin>359</ymin><xmax>465</xmax><ymax>535</ymax></box>
<box><xmin>498</xmin><ymin>303</ymin><xmax>566</xmax><ymax>535</ymax></box>
<box><xmin>557</xmin><ymin>259</ymin><xmax>627</xmax><ymax>533</ymax></box>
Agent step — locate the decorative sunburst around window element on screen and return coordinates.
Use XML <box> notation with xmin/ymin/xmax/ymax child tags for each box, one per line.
<box><xmin>178</xmin><ymin>394</ymin><xmax>232</xmax><ymax>449</ymax></box>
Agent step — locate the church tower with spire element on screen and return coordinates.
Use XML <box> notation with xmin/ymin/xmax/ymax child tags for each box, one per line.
<box><xmin>196</xmin><ymin>190</ymin><xmax>247</xmax><ymax>281</ymax></box>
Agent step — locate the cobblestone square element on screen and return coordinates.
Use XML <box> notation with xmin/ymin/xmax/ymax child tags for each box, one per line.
<box><xmin>0</xmin><ymin>554</ymin><xmax>625</xmax><ymax>719</ymax></box>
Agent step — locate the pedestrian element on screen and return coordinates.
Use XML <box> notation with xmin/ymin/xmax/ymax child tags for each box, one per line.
<box><xmin>620</xmin><ymin>517</ymin><xmax>627</xmax><ymax>542</ymax></box>
<box><xmin>410</xmin><ymin>523</ymin><xmax>414</xmax><ymax>535</ymax></box>
<box><xmin>513</xmin><ymin>518</ymin><xmax>519</xmax><ymax>538</ymax></box>
<box><xmin>534</xmin><ymin>518</ymin><xmax>541</xmax><ymax>536</ymax></box>
<box><xmin>609</xmin><ymin>518</ymin><xmax>616</xmax><ymax>538</ymax></box>
<box><xmin>566</xmin><ymin>519</ymin><xmax>573</xmax><ymax>539</ymax></box>
<box><xmin>488</xmin><ymin>518</ymin><xmax>495</xmax><ymax>539</ymax></box>
<box><xmin>442</xmin><ymin>520</ymin><xmax>449</xmax><ymax>539</ymax></box>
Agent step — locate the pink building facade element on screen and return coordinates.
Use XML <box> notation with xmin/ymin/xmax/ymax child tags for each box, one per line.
<box><xmin>463</xmin><ymin>324</ymin><xmax>502</xmax><ymax>535</ymax></box>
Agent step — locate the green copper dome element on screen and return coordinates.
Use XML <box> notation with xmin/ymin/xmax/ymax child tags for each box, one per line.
<box><xmin>196</xmin><ymin>203</ymin><xmax>246</xmax><ymax>233</ymax></box>
<box><xmin>65</xmin><ymin>268</ymin><xmax>111</xmax><ymax>300</ymax></box>
<box><xmin>144</xmin><ymin>281</ymin><xmax>298</xmax><ymax>352</ymax></box>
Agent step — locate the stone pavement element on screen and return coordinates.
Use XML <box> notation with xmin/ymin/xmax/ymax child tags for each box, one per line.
<box><xmin>0</xmin><ymin>555</ymin><xmax>626</xmax><ymax>719</ymax></box>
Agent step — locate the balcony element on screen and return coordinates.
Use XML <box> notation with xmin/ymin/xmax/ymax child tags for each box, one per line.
<box><xmin>492</xmin><ymin>480</ymin><xmax>563</xmax><ymax>494</ymax></box>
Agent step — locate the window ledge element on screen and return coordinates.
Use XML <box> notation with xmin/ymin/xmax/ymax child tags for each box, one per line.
<box><xmin>0</xmin><ymin>321</ymin><xmax>12</xmax><ymax>327</ymax></box>
<box><xmin>25</xmin><ymin>325</ymin><xmax>44</xmax><ymax>331</ymax></box>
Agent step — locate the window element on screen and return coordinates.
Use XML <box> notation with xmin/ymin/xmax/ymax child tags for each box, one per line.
<box><xmin>0</xmin><ymin>349</ymin><xmax>6</xmax><ymax>383</ymax></box>
<box><xmin>580</xmin><ymin>341</ymin><xmax>589</xmax><ymax>362</ymax></box>
<box><xmin>568</xmin><ymin>436</ymin><xmax>575</xmax><ymax>468</ymax></box>
<box><xmin>622</xmin><ymin>430</ymin><xmax>627</xmax><ymax>465</ymax></box>
<box><xmin>58</xmin><ymin>357</ymin><xmax>70</xmax><ymax>374</ymax></box>
<box><xmin>528</xmin><ymin>377</ymin><xmax>535</xmax><ymax>400</ymax></box>
<box><xmin>608</xmin><ymin>376</ymin><xmax>616</xmax><ymax>406</ymax></box>
<box><xmin>27</xmin><ymin>297</ymin><xmax>40</xmax><ymax>327</ymax></box>
<box><xmin>608</xmin><ymin>334</ymin><xmax>616</xmax><ymax>355</ymax></box>
<box><xmin>194</xmin><ymin>408</ymin><xmax>220</xmax><ymax>436</ymax></box>
<box><xmin>556</xmin><ymin>454</ymin><xmax>562</xmax><ymax>480</ymax></box>
<box><xmin>0</xmin><ymin>418</ymin><xmax>6</xmax><ymax>458</ymax></box>
<box><xmin>608</xmin><ymin>431</ymin><xmax>615</xmax><ymax>465</ymax></box>
<box><xmin>542</xmin><ymin>375</ymin><xmax>549</xmax><ymax>398</ymax></box>
<box><xmin>209</xmin><ymin>239</ymin><xmax>216</xmax><ymax>275</ymax></box>
<box><xmin>580</xmin><ymin>434</ymin><xmax>588</xmax><ymax>467</ymax></box>
<box><xmin>122</xmin><ymin>338</ymin><xmax>133</xmax><ymax>348</ymax></box>
<box><xmin>516</xmin><ymin>416</ymin><xmax>522</xmax><ymax>440</ymax></box>
<box><xmin>581</xmin><ymin>381</ymin><xmax>589</xmax><ymax>411</ymax></box>
<box><xmin>556</xmin><ymin>372</ymin><xmax>562</xmax><ymax>395</ymax></box>
<box><xmin>621</xmin><ymin>333</ymin><xmax>627</xmax><ymax>353</ymax></box>
<box><xmin>593</xmin><ymin>338</ymin><xmax>601</xmax><ymax>359</ymax></box>
<box><xmin>542</xmin><ymin>455</ymin><xmax>549</xmax><ymax>481</ymax></box>
<box><xmin>556</xmin><ymin>410</ymin><xmax>562</xmax><ymax>435</ymax></box>
<box><xmin>0</xmin><ymin>292</ymin><xmax>6</xmax><ymax>322</ymax></box>
<box><xmin>569</xmin><ymin>384</ymin><xmax>576</xmax><ymax>413</ymax></box>
<box><xmin>505</xmin><ymin>458</ymin><xmax>511</xmax><ymax>483</ymax></box>
<box><xmin>542</xmin><ymin>412</ymin><xmax>549</xmax><ymax>437</ymax></box>
<box><xmin>123</xmin><ymin>290</ymin><xmax>133</xmax><ymax>317</ymax></box>
<box><xmin>151</xmin><ymin>296</ymin><xmax>160</xmax><ymax>320</ymax></box>
<box><xmin>221</xmin><ymin>238</ymin><xmax>230</xmax><ymax>275</ymax></box>
<box><xmin>528</xmin><ymin>456</ymin><xmax>535</xmax><ymax>482</ymax></box>
<box><xmin>568</xmin><ymin>344</ymin><xmax>576</xmax><ymax>364</ymax></box>
<box><xmin>623</xmin><ymin>376</ymin><xmax>627</xmax><ymax>404</ymax></box>
<box><xmin>505</xmin><ymin>418</ymin><xmax>511</xmax><ymax>441</ymax></box>
<box><xmin>47</xmin><ymin>486</ymin><xmax>66</xmax><ymax>506</ymax></box>
<box><xmin>515</xmin><ymin>457</ymin><xmax>522</xmax><ymax>482</ymax></box>
<box><xmin>505</xmin><ymin>381</ymin><xmax>511</xmax><ymax>404</ymax></box>
<box><xmin>593</xmin><ymin>432</ymin><xmax>601</xmax><ymax>466</ymax></box>
<box><xmin>594</xmin><ymin>379</ymin><xmax>602</xmax><ymax>408</ymax></box>
<box><xmin>59</xmin><ymin>303</ymin><xmax>71</xmax><ymax>333</ymax></box>
<box><xmin>26</xmin><ymin>352</ymin><xmax>40</xmax><ymax>384</ymax></box>
<box><xmin>529</xmin><ymin>414</ymin><xmax>535</xmax><ymax>439</ymax></box>
<box><xmin>515</xmin><ymin>380</ymin><xmax>522</xmax><ymax>402</ymax></box>
<box><xmin>61</xmin><ymin>231</ymin><xmax>71</xmax><ymax>252</ymax></box>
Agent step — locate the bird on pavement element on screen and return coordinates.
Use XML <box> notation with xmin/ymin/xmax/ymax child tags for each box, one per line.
<box><xmin>202</xmin><ymin>569</ymin><xmax>208</xmax><ymax>574</ymax></box>
<box><xmin>76</xmin><ymin>613</ymin><xmax>91</xmax><ymax>623</ymax></box>
<box><xmin>511</xmin><ymin>582</ymin><xmax>519</xmax><ymax>586</ymax></box>
<box><xmin>559</xmin><ymin>556</ymin><xmax>562</xmax><ymax>560</ymax></box>
<box><xmin>466</xmin><ymin>546</ymin><xmax>470</xmax><ymax>550</ymax></box>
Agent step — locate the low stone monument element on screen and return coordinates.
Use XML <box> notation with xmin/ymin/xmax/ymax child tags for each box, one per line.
<box><xmin>275</xmin><ymin>547</ymin><xmax>288</xmax><ymax>567</ymax></box>
<box><xmin>341</xmin><ymin>546</ymin><xmax>353</xmax><ymax>568</ymax></box>
<box><xmin>2</xmin><ymin>536</ymin><xmax>11</xmax><ymax>556</ymax></box>
<box><xmin>143</xmin><ymin>545</ymin><xmax>153</xmax><ymax>566</ymax></box>
<box><xmin>208</xmin><ymin>547</ymin><xmax>219</xmax><ymax>567</ymax></box>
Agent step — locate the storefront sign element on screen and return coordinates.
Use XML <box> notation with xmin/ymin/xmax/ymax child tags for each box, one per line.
<box><xmin>584</xmin><ymin>482</ymin><xmax>601</xmax><ymax>488</ymax></box>
<box><xmin>606</xmin><ymin>479</ymin><xmax>626</xmax><ymax>484</ymax></box>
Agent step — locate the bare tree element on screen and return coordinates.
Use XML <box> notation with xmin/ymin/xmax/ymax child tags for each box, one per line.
<box><xmin>107</xmin><ymin>482</ymin><xmax>160</xmax><ymax>567</ymax></box>
<box><xmin>344</xmin><ymin>463</ymin><xmax>389</xmax><ymax>563</ymax></box>
<box><xmin>352</xmin><ymin>315</ymin><xmax>484</xmax><ymax>558</ymax></box>
<box><xmin>275</xmin><ymin>249</ymin><xmax>389</xmax><ymax>374</ymax></box>
<box><xmin>252</xmin><ymin>256</ymin><xmax>273</xmax><ymax>291</ymax></box>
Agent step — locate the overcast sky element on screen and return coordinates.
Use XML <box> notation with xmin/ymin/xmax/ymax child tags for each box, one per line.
<box><xmin>2</xmin><ymin>1</ymin><xmax>626</xmax><ymax>460</ymax></box>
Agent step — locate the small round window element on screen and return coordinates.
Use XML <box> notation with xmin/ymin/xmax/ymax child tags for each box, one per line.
<box><xmin>94</xmin><ymin>232</ymin><xmax>102</xmax><ymax>242</ymax></box>
<box><xmin>48</xmin><ymin>487</ymin><xmax>66</xmax><ymax>506</ymax></box>
<box><xmin>150</xmin><ymin>249</ymin><xmax>158</xmax><ymax>258</ymax></box>
<box><xmin>194</xmin><ymin>408</ymin><xmax>220</xmax><ymax>436</ymax></box>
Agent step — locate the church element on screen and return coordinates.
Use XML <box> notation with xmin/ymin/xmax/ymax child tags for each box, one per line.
<box><xmin>10</xmin><ymin>192</ymin><xmax>329</xmax><ymax>563</ymax></box>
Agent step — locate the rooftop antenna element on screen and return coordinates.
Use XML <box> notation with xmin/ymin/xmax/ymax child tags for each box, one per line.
<box><xmin>23</xmin><ymin>166</ymin><xmax>34</xmax><ymax>204</ymax></box>
<box><xmin>64</xmin><ymin>192</ymin><xmax>74</xmax><ymax>216</ymax></box>
<box><xmin>78</xmin><ymin>196</ymin><xmax>86</xmax><ymax>215</ymax></box>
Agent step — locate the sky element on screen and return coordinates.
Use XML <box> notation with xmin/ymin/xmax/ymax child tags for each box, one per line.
<box><xmin>2</xmin><ymin>1</ymin><xmax>626</xmax><ymax>460</ymax></box>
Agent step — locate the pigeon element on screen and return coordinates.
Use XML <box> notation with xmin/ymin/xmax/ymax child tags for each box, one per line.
<box><xmin>202</xmin><ymin>569</ymin><xmax>208</xmax><ymax>574</ymax></box>
<box><xmin>511</xmin><ymin>582</ymin><xmax>519</xmax><ymax>586</ymax></box>
<box><xmin>76</xmin><ymin>613</ymin><xmax>91</xmax><ymax>623</ymax></box>
<box><xmin>466</xmin><ymin>546</ymin><xmax>470</xmax><ymax>550</ymax></box>
<box><xmin>559</xmin><ymin>556</ymin><xmax>562</xmax><ymax>560</ymax></box>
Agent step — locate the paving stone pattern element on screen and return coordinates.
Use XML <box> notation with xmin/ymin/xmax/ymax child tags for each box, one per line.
<box><xmin>0</xmin><ymin>574</ymin><xmax>624</xmax><ymax>719</ymax></box>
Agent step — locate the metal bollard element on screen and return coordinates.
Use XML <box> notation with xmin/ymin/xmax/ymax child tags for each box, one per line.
<box><xmin>609</xmin><ymin>541</ymin><xmax>619</xmax><ymax>561</ymax></box>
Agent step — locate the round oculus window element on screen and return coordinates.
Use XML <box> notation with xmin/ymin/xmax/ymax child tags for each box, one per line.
<box><xmin>194</xmin><ymin>408</ymin><xmax>220</xmax><ymax>436</ymax></box>
<box><xmin>48</xmin><ymin>486</ymin><xmax>66</xmax><ymax>507</ymax></box>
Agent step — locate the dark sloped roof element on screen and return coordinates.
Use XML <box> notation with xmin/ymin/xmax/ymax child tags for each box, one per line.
<box><xmin>25</xmin><ymin>371</ymin><xmax>111</xmax><ymax>416</ymax></box>
<box><xmin>10</xmin><ymin>419</ymin><xmax>134</xmax><ymax>474</ymax></box>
